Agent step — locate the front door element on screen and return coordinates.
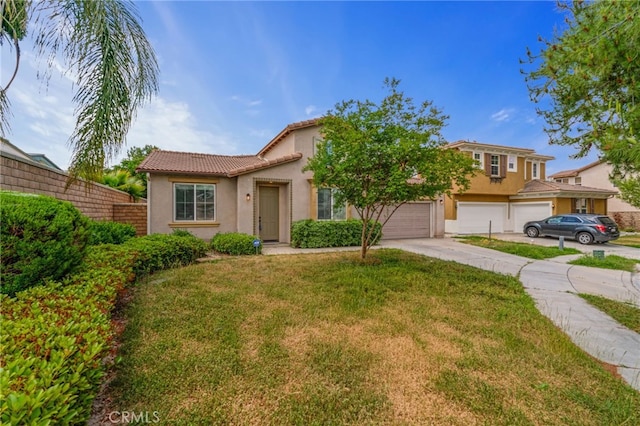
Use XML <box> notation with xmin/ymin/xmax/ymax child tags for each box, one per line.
<box><xmin>259</xmin><ymin>186</ymin><xmax>279</xmax><ymax>241</ymax></box>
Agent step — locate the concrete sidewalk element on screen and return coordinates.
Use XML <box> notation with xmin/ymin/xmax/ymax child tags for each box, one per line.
<box><xmin>263</xmin><ymin>237</ymin><xmax>640</xmax><ymax>391</ymax></box>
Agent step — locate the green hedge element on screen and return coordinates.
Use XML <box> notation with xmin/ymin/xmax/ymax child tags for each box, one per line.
<box><xmin>0</xmin><ymin>192</ymin><xmax>90</xmax><ymax>296</ymax></box>
<box><xmin>0</xmin><ymin>233</ymin><xmax>208</xmax><ymax>424</ymax></box>
<box><xmin>291</xmin><ymin>219</ymin><xmax>383</xmax><ymax>248</ymax></box>
<box><xmin>211</xmin><ymin>232</ymin><xmax>262</xmax><ymax>255</ymax></box>
<box><xmin>88</xmin><ymin>220</ymin><xmax>137</xmax><ymax>245</ymax></box>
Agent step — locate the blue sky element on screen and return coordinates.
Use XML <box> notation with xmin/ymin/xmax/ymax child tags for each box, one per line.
<box><xmin>1</xmin><ymin>1</ymin><xmax>600</xmax><ymax>175</ymax></box>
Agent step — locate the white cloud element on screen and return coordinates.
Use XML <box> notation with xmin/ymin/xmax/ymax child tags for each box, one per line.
<box><xmin>490</xmin><ymin>108</ymin><xmax>515</xmax><ymax>122</ymax></box>
<box><xmin>305</xmin><ymin>105</ymin><xmax>318</xmax><ymax>116</ymax></box>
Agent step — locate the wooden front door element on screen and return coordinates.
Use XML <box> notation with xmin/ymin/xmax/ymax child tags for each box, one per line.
<box><xmin>259</xmin><ymin>186</ymin><xmax>279</xmax><ymax>241</ymax></box>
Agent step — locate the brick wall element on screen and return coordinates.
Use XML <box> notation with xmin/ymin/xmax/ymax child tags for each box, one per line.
<box><xmin>1</xmin><ymin>151</ymin><xmax>147</xmax><ymax>233</ymax></box>
<box><xmin>611</xmin><ymin>211</ymin><xmax>640</xmax><ymax>232</ymax></box>
<box><xmin>113</xmin><ymin>203</ymin><xmax>147</xmax><ymax>236</ymax></box>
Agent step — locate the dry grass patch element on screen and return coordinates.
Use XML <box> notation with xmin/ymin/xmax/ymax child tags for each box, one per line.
<box><xmin>106</xmin><ymin>250</ymin><xmax>640</xmax><ymax>425</ymax></box>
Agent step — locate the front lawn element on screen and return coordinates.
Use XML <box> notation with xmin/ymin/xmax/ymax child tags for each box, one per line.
<box><xmin>569</xmin><ymin>254</ymin><xmax>640</xmax><ymax>272</ymax></box>
<box><xmin>578</xmin><ymin>293</ymin><xmax>640</xmax><ymax>333</ymax></box>
<box><xmin>456</xmin><ymin>236</ymin><xmax>581</xmax><ymax>259</ymax></box>
<box><xmin>106</xmin><ymin>250</ymin><xmax>639</xmax><ymax>425</ymax></box>
<box><xmin>612</xmin><ymin>233</ymin><xmax>640</xmax><ymax>248</ymax></box>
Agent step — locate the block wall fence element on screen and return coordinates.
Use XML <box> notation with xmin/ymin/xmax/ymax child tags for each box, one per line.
<box><xmin>1</xmin><ymin>152</ymin><xmax>147</xmax><ymax>236</ymax></box>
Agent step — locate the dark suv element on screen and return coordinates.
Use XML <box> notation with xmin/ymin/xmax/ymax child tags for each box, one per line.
<box><xmin>523</xmin><ymin>213</ymin><xmax>620</xmax><ymax>245</ymax></box>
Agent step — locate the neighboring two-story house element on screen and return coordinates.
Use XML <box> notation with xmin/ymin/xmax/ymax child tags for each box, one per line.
<box><xmin>444</xmin><ymin>141</ymin><xmax>616</xmax><ymax>234</ymax></box>
<box><xmin>549</xmin><ymin>160</ymin><xmax>640</xmax><ymax>230</ymax></box>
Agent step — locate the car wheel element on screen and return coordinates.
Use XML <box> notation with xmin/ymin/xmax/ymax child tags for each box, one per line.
<box><xmin>577</xmin><ymin>232</ymin><xmax>594</xmax><ymax>245</ymax></box>
<box><xmin>525</xmin><ymin>227</ymin><xmax>539</xmax><ymax>238</ymax></box>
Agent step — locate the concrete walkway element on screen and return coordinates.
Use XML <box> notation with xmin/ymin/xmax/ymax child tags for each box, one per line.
<box><xmin>263</xmin><ymin>237</ymin><xmax>640</xmax><ymax>391</ymax></box>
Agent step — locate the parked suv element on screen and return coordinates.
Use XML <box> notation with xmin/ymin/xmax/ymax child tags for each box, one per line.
<box><xmin>523</xmin><ymin>213</ymin><xmax>620</xmax><ymax>245</ymax></box>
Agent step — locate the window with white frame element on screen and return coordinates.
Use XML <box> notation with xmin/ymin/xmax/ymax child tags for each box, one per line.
<box><xmin>490</xmin><ymin>154</ymin><xmax>500</xmax><ymax>176</ymax></box>
<box><xmin>473</xmin><ymin>151</ymin><xmax>483</xmax><ymax>169</ymax></box>
<box><xmin>575</xmin><ymin>198</ymin><xmax>587</xmax><ymax>213</ymax></box>
<box><xmin>507</xmin><ymin>155</ymin><xmax>517</xmax><ymax>172</ymax></box>
<box><xmin>531</xmin><ymin>161</ymin><xmax>540</xmax><ymax>179</ymax></box>
<box><xmin>575</xmin><ymin>177</ymin><xmax>582</xmax><ymax>186</ymax></box>
<box><xmin>317</xmin><ymin>188</ymin><xmax>346</xmax><ymax>220</ymax></box>
<box><xmin>174</xmin><ymin>183</ymin><xmax>215</xmax><ymax>221</ymax></box>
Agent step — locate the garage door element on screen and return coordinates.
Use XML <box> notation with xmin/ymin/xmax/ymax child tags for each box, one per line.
<box><xmin>457</xmin><ymin>203</ymin><xmax>507</xmax><ymax>234</ymax></box>
<box><xmin>512</xmin><ymin>202</ymin><xmax>552</xmax><ymax>233</ymax></box>
<box><xmin>382</xmin><ymin>202</ymin><xmax>431</xmax><ymax>239</ymax></box>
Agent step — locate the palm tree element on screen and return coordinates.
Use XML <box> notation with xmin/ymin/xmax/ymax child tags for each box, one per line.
<box><xmin>1</xmin><ymin>0</ymin><xmax>159</xmax><ymax>183</ymax></box>
<box><xmin>101</xmin><ymin>169</ymin><xmax>145</xmax><ymax>200</ymax></box>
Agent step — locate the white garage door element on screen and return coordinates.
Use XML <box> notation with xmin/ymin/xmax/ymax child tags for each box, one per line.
<box><xmin>457</xmin><ymin>203</ymin><xmax>507</xmax><ymax>234</ymax></box>
<box><xmin>382</xmin><ymin>202</ymin><xmax>431</xmax><ymax>239</ymax></box>
<box><xmin>512</xmin><ymin>202</ymin><xmax>552</xmax><ymax>233</ymax></box>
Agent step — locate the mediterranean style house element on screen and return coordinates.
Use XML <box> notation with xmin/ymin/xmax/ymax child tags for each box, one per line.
<box><xmin>549</xmin><ymin>160</ymin><xmax>640</xmax><ymax>230</ymax></box>
<box><xmin>137</xmin><ymin>119</ymin><xmax>444</xmax><ymax>243</ymax></box>
<box><xmin>444</xmin><ymin>141</ymin><xmax>616</xmax><ymax>234</ymax></box>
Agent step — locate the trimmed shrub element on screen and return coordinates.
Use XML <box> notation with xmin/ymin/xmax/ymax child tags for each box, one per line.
<box><xmin>211</xmin><ymin>232</ymin><xmax>262</xmax><ymax>255</ymax></box>
<box><xmin>0</xmin><ymin>191</ymin><xmax>90</xmax><ymax>296</ymax></box>
<box><xmin>291</xmin><ymin>219</ymin><xmax>383</xmax><ymax>248</ymax></box>
<box><xmin>88</xmin><ymin>220</ymin><xmax>136</xmax><ymax>245</ymax></box>
<box><xmin>1</xmin><ymin>233</ymin><xmax>209</xmax><ymax>424</ymax></box>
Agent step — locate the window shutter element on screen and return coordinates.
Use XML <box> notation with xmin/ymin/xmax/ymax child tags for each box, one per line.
<box><xmin>484</xmin><ymin>153</ymin><xmax>491</xmax><ymax>176</ymax></box>
<box><xmin>500</xmin><ymin>155</ymin><xmax>507</xmax><ymax>178</ymax></box>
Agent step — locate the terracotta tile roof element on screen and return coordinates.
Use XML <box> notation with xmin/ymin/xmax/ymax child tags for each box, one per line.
<box><xmin>548</xmin><ymin>159</ymin><xmax>603</xmax><ymax>179</ymax></box>
<box><xmin>257</xmin><ymin>118</ymin><xmax>321</xmax><ymax>156</ymax></box>
<box><xmin>518</xmin><ymin>179</ymin><xmax>616</xmax><ymax>196</ymax></box>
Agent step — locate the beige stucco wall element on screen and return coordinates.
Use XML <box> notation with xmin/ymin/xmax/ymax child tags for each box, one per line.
<box><xmin>147</xmin><ymin>174</ymin><xmax>237</xmax><ymax>240</ymax></box>
<box><xmin>579</xmin><ymin>162</ymin><xmax>637</xmax><ymax>212</ymax></box>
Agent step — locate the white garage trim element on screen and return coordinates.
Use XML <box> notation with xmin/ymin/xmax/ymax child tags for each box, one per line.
<box><xmin>456</xmin><ymin>202</ymin><xmax>507</xmax><ymax>234</ymax></box>
<box><xmin>512</xmin><ymin>202</ymin><xmax>552</xmax><ymax>233</ymax></box>
<box><xmin>382</xmin><ymin>202</ymin><xmax>432</xmax><ymax>239</ymax></box>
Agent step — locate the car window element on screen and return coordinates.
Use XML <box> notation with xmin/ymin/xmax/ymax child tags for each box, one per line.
<box><xmin>597</xmin><ymin>216</ymin><xmax>616</xmax><ymax>226</ymax></box>
<box><xmin>561</xmin><ymin>216</ymin><xmax>581</xmax><ymax>223</ymax></box>
<box><xmin>547</xmin><ymin>217</ymin><xmax>562</xmax><ymax>224</ymax></box>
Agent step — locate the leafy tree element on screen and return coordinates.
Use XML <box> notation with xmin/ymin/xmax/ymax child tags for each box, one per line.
<box><xmin>524</xmin><ymin>0</ymin><xmax>640</xmax><ymax>206</ymax></box>
<box><xmin>1</xmin><ymin>0</ymin><xmax>159</xmax><ymax>184</ymax></box>
<box><xmin>304</xmin><ymin>78</ymin><xmax>476</xmax><ymax>259</ymax></box>
<box><xmin>100</xmin><ymin>169</ymin><xmax>145</xmax><ymax>200</ymax></box>
<box><xmin>108</xmin><ymin>144</ymin><xmax>157</xmax><ymax>197</ymax></box>
<box><xmin>614</xmin><ymin>178</ymin><xmax>640</xmax><ymax>209</ymax></box>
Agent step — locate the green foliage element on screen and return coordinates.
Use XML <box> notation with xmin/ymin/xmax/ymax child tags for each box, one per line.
<box><xmin>211</xmin><ymin>232</ymin><xmax>262</xmax><ymax>255</ymax></box>
<box><xmin>0</xmin><ymin>192</ymin><xmax>90</xmax><ymax>296</ymax></box>
<box><xmin>108</xmin><ymin>144</ymin><xmax>158</xmax><ymax>197</ymax></box>
<box><xmin>291</xmin><ymin>219</ymin><xmax>382</xmax><ymax>249</ymax></box>
<box><xmin>568</xmin><ymin>254</ymin><xmax>639</xmax><ymax>272</ymax></box>
<box><xmin>0</xmin><ymin>232</ymin><xmax>209</xmax><ymax>424</ymax></box>
<box><xmin>0</xmin><ymin>1</ymin><xmax>159</xmax><ymax>184</ymax></box>
<box><xmin>88</xmin><ymin>220</ymin><xmax>136</xmax><ymax>245</ymax></box>
<box><xmin>524</xmin><ymin>1</ymin><xmax>640</xmax><ymax>177</ymax></box>
<box><xmin>614</xmin><ymin>177</ymin><xmax>640</xmax><ymax>209</ymax></box>
<box><xmin>124</xmin><ymin>234</ymin><xmax>209</xmax><ymax>276</ymax></box>
<box><xmin>100</xmin><ymin>170</ymin><xmax>145</xmax><ymax>200</ymax></box>
<box><xmin>304</xmin><ymin>78</ymin><xmax>475</xmax><ymax>258</ymax></box>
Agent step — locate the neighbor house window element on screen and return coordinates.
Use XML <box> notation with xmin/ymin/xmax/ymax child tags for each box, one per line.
<box><xmin>507</xmin><ymin>155</ymin><xmax>517</xmax><ymax>172</ymax></box>
<box><xmin>574</xmin><ymin>198</ymin><xmax>587</xmax><ymax>214</ymax></box>
<box><xmin>174</xmin><ymin>183</ymin><xmax>215</xmax><ymax>221</ymax></box>
<box><xmin>473</xmin><ymin>151</ymin><xmax>483</xmax><ymax>168</ymax></box>
<box><xmin>531</xmin><ymin>162</ymin><xmax>540</xmax><ymax>179</ymax></box>
<box><xmin>317</xmin><ymin>188</ymin><xmax>346</xmax><ymax>220</ymax></box>
<box><xmin>490</xmin><ymin>155</ymin><xmax>500</xmax><ymax>176</ymax></box>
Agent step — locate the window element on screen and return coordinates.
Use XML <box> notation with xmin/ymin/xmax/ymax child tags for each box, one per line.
<box><xmin>174</xmin><ymin>183</ymin><xmax>215</xmax><ymax>221</ymax></box>
<box><xmin>473</xmin><ymin>151</ymin><xmax>483</xmax><ymax>168</ymax></box>
<box><xmin>531</xmin><ymin>162</ymin><xmax>540</xmax><ymax>179</ymax></box>
<box><xmin>317</xmin><ymin>188</ymin><xmax>346</xmax><ymax>220</ymax></box>
<box><xmin>574</xmin><ymin>198</ymin><xmax>587</xmax><ymax>214</ymax></box>
<box><xmin>490</xmin><ymin>154</ymin><xmax>500</xmax><ymax>176</ymax></box>
<box><xmin>507</xmin><ymin>155</ymin><xmax>517</xmax><ymax>172</ymax></box>
<box><xmin>574</xmin><ymin>177</ymin><xmax>582</xmax><ymax>186</ymax></box>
